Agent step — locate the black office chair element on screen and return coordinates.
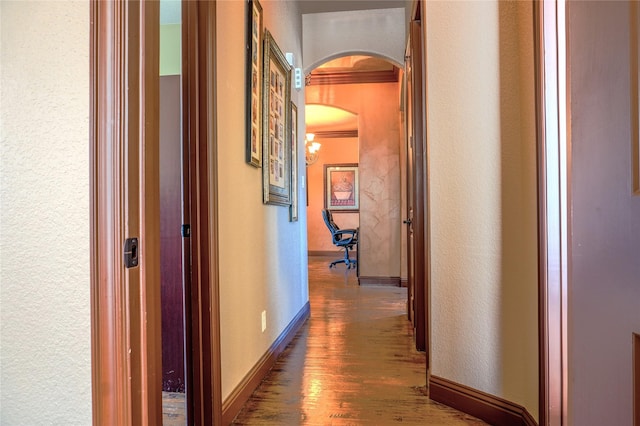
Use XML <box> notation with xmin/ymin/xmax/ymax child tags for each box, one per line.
<box><xmin>321</xmin><ymin>209</ymin><xmax>358</xmax><ymax>269</ymax></box>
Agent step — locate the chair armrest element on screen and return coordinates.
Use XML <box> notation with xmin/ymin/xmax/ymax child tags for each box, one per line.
<box><xmin>334</xmin><ymin>228</ymin><xmax>357</xmax><ymax>236</ymax></box>
<box><xmin>334</xmin><ymin>228</ymin><xmax>358</xmax><ymax>244</ymax></box>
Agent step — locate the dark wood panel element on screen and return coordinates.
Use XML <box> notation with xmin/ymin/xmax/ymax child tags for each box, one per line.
<box><xmin>308</xmin><ymin>68</ymin><xmax>400</xmax><ymax>86</ymax></box>
<box><xmin>409</xmin><ymin>18</ymin><xmax>427</xmax><ymax>353</ymax></box>
<box><xmin>90</xmin><ymin>1</ymin><xmax>161</xmax><ymax>424</ymax></box>
<box><xmin>430</xmin><ymin>375</ymin><xmax>537</xmax><ymax>426</ymax></box>
<box><xmin>160</xmin><ymin>75</ymin><xmax>185</xmax><ymax>392</ymax></box>
<box><xmin>313</xmin><ymin>130</ymin><xmax>358</xmax><ymax>139</ymax></box>
<box><xmin>182</xmin><ymin>1</ymin><xmax>222</xmax><ymax>423</ymax></box>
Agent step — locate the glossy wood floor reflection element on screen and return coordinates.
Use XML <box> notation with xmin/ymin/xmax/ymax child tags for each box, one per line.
<box><xmin>162</xmin><ymin>391</ymin><xmax>186</xmax><ymax>426</ymax></box>
<box><xmin>232</xmin><ymin>256</ymin><xmax>486</xmax><ymax>425</ymax></box>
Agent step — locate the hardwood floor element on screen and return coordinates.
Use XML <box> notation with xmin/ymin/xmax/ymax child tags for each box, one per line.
<box><xmin>231</xmin><ymin>256</ymin><xmax>486</xmax><ymax>425</ymax></box>
<box><xmin>162</xmin><ymin>391</ymin><xmax>186</xmax><ymax>426</ymax></box>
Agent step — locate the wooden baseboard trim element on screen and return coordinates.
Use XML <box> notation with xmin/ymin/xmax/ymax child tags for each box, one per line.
<box><xmin>221</xmin><ymin>301</ymin><xmax>311</xmax><ymax>425</ymax></box>
<box><xmin>308</xmin><ymin>250</ymin><xmax>357</xmax><ymax>258</ymax></box>
<box><xmin>358</xmin><ymin>276</ymin><xmax>401</xmax><ymax>286</ymax></box>
<box><xmin>308</xmin><ymin>250</ymin><xmax>342</xmax><ymax>257</ymax></box>
<box><xmin>429</xmin><ymin>375</ymin><xmax>537</xmax><ymax>426</ymax></box>
<box><xmin>400</xmin><ymin>279</ymin><xmax>408</xmax><ymax>288</ymax></box>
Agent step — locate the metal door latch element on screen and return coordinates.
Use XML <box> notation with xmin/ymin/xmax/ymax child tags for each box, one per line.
<box><xmin>124</xmin><ymin>238</ymin><xmax>139</xmax><ymax>268</ymax></box>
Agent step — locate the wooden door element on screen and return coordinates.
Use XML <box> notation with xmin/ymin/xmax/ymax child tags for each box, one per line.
<box><xmin>407</xmin><ymin>18</ymin><xmax>426</xmax><ymax>353</ymax></box>
<box><xmin>90</xmin><ymin>1</ymin><xmax>222</xmax><ymax>423</ymax></box>
<box><xmin>404</xmin><ymin>54</ymin><xmax>416</xmax><ymax>326</ymax></box>
<box><xmin>160</xmin><ymin>75</ymin><xmax>186</xmax><ymax>393</ymax></box>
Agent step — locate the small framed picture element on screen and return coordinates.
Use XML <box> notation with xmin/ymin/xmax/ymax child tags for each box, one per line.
<box><xmin>324</xmin><ymin>164</ymin><xmax>359</xmax><ymax>212</ymax></box>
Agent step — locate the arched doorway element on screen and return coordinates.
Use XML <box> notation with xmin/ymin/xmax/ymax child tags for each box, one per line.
<box><xmin>304</xmin><ymin>55</ymin><xmax>404</xmax><ymax>288</ymax></box>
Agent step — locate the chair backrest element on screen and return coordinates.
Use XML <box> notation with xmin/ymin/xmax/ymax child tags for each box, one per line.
<box><xmin>321</xmin><ymin>209</ymin><xmax>342</xmax><ymax>242</ymax></box>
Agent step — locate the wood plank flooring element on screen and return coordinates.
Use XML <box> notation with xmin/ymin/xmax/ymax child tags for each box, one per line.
<box><xmin>162</xmin><ymin>391</ymin><xmax>186</xmax><ymax>426</ymax></box>
<box><xmin>231</xmin><ymin>256</ymin><xmax>487</xmax><ymax>425</ymax></box>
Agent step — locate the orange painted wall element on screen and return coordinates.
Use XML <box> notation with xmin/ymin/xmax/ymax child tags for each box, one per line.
<box><xmin>306</xmin><ymin>81</ymin><xmax>401</xmax><ymax>278</ymax></box>
<box><xmin>306</xmin><ymin>137</ymin><xmax>359</xmax><ymax>252</ymax></box>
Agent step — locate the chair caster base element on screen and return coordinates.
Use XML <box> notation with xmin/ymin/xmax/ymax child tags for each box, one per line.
<box><xmin>329</xmin><ymin>261</ymin><xmax>357</xmax><ymax>270</ymax></box>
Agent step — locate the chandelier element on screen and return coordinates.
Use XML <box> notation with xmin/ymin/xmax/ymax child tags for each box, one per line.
<box><xmin>305</xmin><ymin>133</ymin><xmax>321</xmax><ymax>165</ymax></box>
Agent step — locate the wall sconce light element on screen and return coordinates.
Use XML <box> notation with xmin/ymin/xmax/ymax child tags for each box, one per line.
<box><xmin>305</xmin><ymin>133</ymin><xmax>321</xmax><ymax>165</ymax></box>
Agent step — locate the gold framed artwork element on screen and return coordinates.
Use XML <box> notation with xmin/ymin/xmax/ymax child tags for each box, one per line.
<box><xmin>324</xmin><ymin>163</ymin><xmax>359</xmax><ymax>212</ymax></box>
<box><xmin>246</xmin><ymin>0</ymin><xmax>263</xmax><ymax>167</ymax></box>
<box><xmin>262</xmin><ymin>30</ymin><xmax>292</xmax><ymax>206</ymax></box>
<box><xmin>290</xmin><ymin>102</ymin><xmax>298</xmax><ymax>221</ymax></box>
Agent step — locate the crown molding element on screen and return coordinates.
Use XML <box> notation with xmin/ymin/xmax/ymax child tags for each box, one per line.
<box><xmin>307</xmin><ymin>68</ymin><xmax>399</xmax><ymax>86</ymax></box>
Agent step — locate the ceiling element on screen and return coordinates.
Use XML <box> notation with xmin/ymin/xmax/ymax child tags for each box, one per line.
<box><xmin>305</xmin><ymin>104</ymin><xmax>358</xmax><ymax>135</ymax></box>
<box><xmin>160</xmin><ymin>0</ymin><xmax>407</xmax><ymax>24</ymax></box>
<box><xmin>297</xmin><ymin>0</ymin><xmax>406</xmax><ymax>15</ymax></box>
<box><xmin>315</xmin><ymin>56</ymin><xmax>395</xmax><ymax>73</ymax></box>
<box><xmin>299</xmin><ymin>2</ymin><xmax>405</xmax><ymax>133</ymax></box>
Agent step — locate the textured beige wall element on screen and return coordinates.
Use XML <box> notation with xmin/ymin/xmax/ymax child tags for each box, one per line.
<box><xmin>306</xmin><ymin>137</ymin><xmax>359</xmax><ymax>252</ymax></box>
<box><xmin>0</xmin><ymin>1</ymin><xmax>92</xmax><ymax>423</ymax></box>
<box><xmin>425</xmin><ymin>1</ymin><xmax>538</xmax><ymax>419</ymax></box>
<box><xmin>216</xmin><ymin>0</ymin><xmax>309</xmax><ymax>401</ymax></box>
<box><xmin>306</xmin><ymin>82</ymin><xmax>402</xmax><ymax>279</ymax></box>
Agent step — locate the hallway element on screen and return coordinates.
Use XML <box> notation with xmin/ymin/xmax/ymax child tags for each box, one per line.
<box><xmin>231</xmin><ymin>256</ymin><xmax>486</xmax><ymax>425</ymax></box>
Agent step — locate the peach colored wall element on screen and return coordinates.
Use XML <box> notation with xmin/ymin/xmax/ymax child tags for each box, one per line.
<box><xmin>306</xmin><ymin>137</ymin><xmax>359</xmax><ymax>252</ymax></box>
<box><xmin>306</xmin><ymin>82</ymin><xmax>402</xmax><ymax>279</ymax></box>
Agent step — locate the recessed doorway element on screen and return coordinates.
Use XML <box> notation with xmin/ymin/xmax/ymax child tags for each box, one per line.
<box><xmin>159</xmin><ymin>0</ymin><xmax>187</xmax><ymax>422</ymax></box>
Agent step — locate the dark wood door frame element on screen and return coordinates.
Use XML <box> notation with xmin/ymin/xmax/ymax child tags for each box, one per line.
<box><xmin>404</xmin><ymin>47</ymin><xmax>416</xmax><ymax>327</ymax></box>
<box><xmin>90</xmin><ymin>0</ymin><xmax>222</xmax><ymax>424</ymax></box>
<box><xmin>182</xmin><ymin>1</ymin><xmax>223</xmax><ymax>424</ymax></box>
<box><xmin>407</xmin><ymin>0</ymin><xmax>428</xmax><ymax>356</ymax></box>
<box><xmin>90</xmin><ymin>1</ymin><xmax>162</xmax><ymax>424</ymax></box>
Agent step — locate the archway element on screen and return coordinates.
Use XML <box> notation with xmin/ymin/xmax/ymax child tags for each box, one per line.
<box><xmin>304</xmin><ymin>54</ymin><xmax>404</xmax><ymax>286</ymax></box>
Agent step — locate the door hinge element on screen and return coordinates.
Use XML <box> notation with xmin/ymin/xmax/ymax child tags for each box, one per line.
<box><xmin>181</xmin><ymin>224</ymin><xmax>191</xmax><ymax>238</ymax></box>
